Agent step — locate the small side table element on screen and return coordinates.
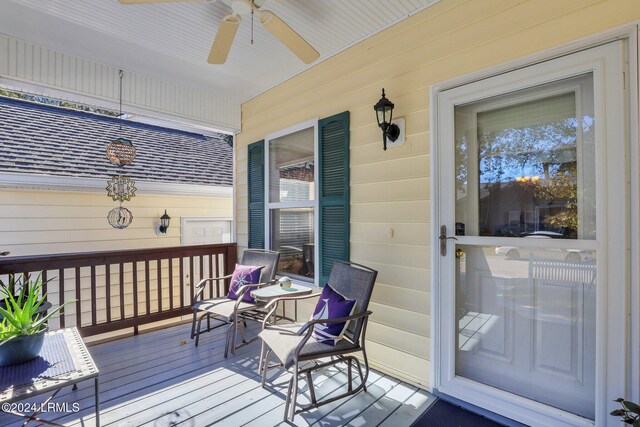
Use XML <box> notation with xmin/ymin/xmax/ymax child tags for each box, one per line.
<box><xmin>251</xmin><ymin>284</ymin><xmax>313</xmax><ymax>323</ymax></box>
<box><xmin>0</xmin><ymin>327</ymin><xmax>100</xmax><ymax>426</ymax></box>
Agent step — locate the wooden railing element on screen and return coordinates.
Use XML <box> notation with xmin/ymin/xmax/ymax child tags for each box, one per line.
<box><xmin>0</xmin><ymin>243</ymin><xmax>237</xmax><ymax>337</ymax></box>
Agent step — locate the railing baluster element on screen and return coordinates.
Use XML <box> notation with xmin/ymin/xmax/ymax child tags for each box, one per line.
<box><xmin>215</xmin><ymin>254</ymin><xmax>220</xmax><ymax>297</ymax></box>
<box><xmin>106</xmin><ymin>264</ymin><xmax>111</xmax><ymax>323</ymax></box>
<box><xmin>119</xmin><ymin>263</ymin><xmax>125</xmax><ymax>320</ymax></box>
<box><xmin>90</xmin><ymin>266</ymin><xmax>96</xmax><ymax>327</ymax></box>
<box><xmin>179</xmin><ymin>257</ymin><xmax>184</xmax><ymax>309</ymax></box>
<box><xmin>157</xmin><ymin>259</ymin><xmax>162</xmax><ymax>313</ymax></box>
<box><xmin>189</xmin><ymin>256</ymin><xmax>195</xmax><ymax>306</ymax></box>
<box><xmin>41</xmin><ymin>270</ymin><xmax>48</xmax><ymax>298</ymax></box>
<box><xmin>208</xmin><ymin>254</ymin><xmax>214</xmax><ymax>299</ymax></box>
<box><xmin>59</xmin><ymin>268</ymin><xmax>65</xmax><ymax>328</ymax></box>
<box><xmin>145</xmin><ymin>260</ymin><xmax>150</xmax><ymax>316</ymax></box>
<box><xmin>132</xmin><ymin>262</ymin><xmax>138</xmax><ymax>319</ymax></box>
<box><xmin>199</xmin><ymin>255</ymin><xmax>204</xmax><ymax>296</ymax></box>
<box><xmin>169</xmin><ymin>258</ymin><xmax>174</xmax><ymax>311</ymax></box>
<box><xmin>75</xmin><ymin>267</ymin><xmax>81</xmax><ymax>328</ymax></box>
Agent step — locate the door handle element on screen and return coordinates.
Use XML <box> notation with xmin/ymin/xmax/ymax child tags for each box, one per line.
<box><xmin>439</xmin><ymin>225</ymin><xmax>458</xmax><ymax>256</ymax></box>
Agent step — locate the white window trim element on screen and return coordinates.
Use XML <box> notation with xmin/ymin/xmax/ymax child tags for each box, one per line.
<box><xmin>264</xmin><ymin>118</ymin><xmax>319</xmax><ymax>287</ymax></box>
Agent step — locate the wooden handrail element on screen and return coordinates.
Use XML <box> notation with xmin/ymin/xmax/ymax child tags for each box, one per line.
<box><xmin>0</xmin><ymin>243</ymin><xmax>238</xmax><ymax>337</ymax></box>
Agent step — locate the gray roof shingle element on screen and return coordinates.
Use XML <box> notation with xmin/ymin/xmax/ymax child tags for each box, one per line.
<box><xmin>0</xmin><ymin>97</ymin><xmax>232</xmax><ymax>187</ymax></box>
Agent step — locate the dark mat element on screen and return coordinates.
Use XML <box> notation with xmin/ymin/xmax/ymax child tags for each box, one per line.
<box><xmin>411</xmin><ymin>399</ymin><xmax>505</xmax><ymax>427</ymax></box>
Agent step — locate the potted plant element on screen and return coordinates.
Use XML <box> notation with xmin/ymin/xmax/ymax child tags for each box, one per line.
<box><xmin>0</xmin><ymin>274</ymin><xmax>72</xmax><ymax>366</ymax></box>
<box><xmin>0</xmin><ymin>274</ymin><xmax>52</xmax><ymax>317</ymax></box>
<box><xmin>611</xmin><ymin>398</ymin><xmax>640</xmax><ymax>425</ymax></box>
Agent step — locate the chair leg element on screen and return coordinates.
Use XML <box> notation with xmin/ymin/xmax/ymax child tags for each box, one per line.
<box><xmin>207</xmin><ymin>315</ymin><xmax>211</xmax><ymax>332</ymax></box>
<box><xmin>347</xmin><ymin>358</ymin><xmax>353</xmax><ymax>392</ymax></box>
<box><xmin>239</xmin><ymin>318</ymin><xmax>248</xmax><ymax>344</ymax></box>
<box><xmin>195</xmin><ymin>314</ymin><xmax>207</xmax><ymax>347</ymax></box>
<box><xmin>261</xmin><ymin>349</ymin><xmax>272</xmax><ymax>387</ymax></box>
<box><xmin>224</xmin><ymin>320</ymin><xmax>233</xmax><ymax>358</ymax></box>
<box><xmin>354</xmin><ymin>357</ymin><xmax>366</xmax><ymax>391</ymax></box>
<box><xmin>289</xmin><ymin>363</ymin><xmax>299</xmax><ymax>422</ymax></box>
<box><xmin>190</xmin><ymin>310</ymin><xmax>197</xmax><ymax>339</ymax></box>
<box><xmin>361</xmin><ymin>348</ymin><xmax>370</xmax><ymax>392</ymax></box>
<box><xmin>258</xmin><ymin>341</ymin><xmax>266</xmax><ymax>374</ymax></box>
<box><xmin>284</xmin><ymin>375</ymin><xmax>293</xmax><ymax>422</ymax></box>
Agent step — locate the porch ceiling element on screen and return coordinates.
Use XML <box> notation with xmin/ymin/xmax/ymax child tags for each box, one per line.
<box><xmin>1</xmin><ymin>0</ymin><xmax>438</xmax><ymax>104</ymax></box>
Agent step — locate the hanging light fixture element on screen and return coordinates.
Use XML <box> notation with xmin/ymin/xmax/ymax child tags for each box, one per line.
<box><xmin>106</xmin><ymin>70</ymin><xmax>137</xmax><ymax>166</ymax></box>
<box><xmin>373</xmin><ymin>88</ymin><xmax>400</xmax><ymax>151</ymax></box>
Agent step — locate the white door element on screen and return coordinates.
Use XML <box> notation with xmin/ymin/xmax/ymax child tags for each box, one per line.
<box><xmin>181</xmin><ymin>217</ymin><xmax>232</xmax><ymax>297</ymax></box>
<box><xmin>434</xmin><ymin>42</ymin><xmax>627</xmax><ymax>426</ymax></box>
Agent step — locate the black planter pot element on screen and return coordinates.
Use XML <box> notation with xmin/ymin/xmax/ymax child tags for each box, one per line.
<box><xmin>0</xmin><ymin>327</ymin><xmax>47</xmax><ymax>366</ymax></box>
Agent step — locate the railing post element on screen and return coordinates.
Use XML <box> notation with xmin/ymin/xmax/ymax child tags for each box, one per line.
<box><xmin>224</xmin><ymin>245</ymin><xmax>238</xmax><ymax>295</ymax></box>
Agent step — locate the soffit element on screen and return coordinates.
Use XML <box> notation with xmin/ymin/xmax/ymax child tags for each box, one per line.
<box><xmin>1</xmin><ymin>0</ymin><xmax>438</xmax><ymax>105</ymax></box>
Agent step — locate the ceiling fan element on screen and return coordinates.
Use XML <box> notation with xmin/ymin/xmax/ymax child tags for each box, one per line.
<box><xmin>118</xmin><ymin>0</ymin><xmax>320</xmax><ymax>65</ymax></box>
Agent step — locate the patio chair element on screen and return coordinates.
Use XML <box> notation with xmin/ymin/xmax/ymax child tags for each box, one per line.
<box><xmin>190</xmin><ymin>249</ymin><xmax>280</xmax><ymax>357</ymax></box>
<box><xmin>258</xmin><ymin>261</ymin><xmax>378</xmax><ymax>421</ymax></box>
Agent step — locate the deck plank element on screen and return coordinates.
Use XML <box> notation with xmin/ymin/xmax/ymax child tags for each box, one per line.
<box><xmin>0</xmin><ymin>323</ymin><xmax>434</xmax><ymax>427</ymax></box>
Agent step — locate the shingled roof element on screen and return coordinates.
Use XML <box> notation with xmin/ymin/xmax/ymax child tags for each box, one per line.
<box><xmin>0</xmin><ymin>96</ymin><xmax>232</xmax><ymax>187</ymax></box>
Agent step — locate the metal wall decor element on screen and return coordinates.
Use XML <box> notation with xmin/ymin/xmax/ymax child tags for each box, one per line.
<box><xmin>106</xmin><ymin>175</ymin><xmax>137</xmax><ymax>202</ymax></box>
<box><xmin>106</xmin><ymin>137</ymin><xmax>136</xmax><ymax>166</ymax></box>
<box><xmin>107</xmin><ymin>206</ymin><xmax>133</xmax><ymax>229</ymax></box>
<box><xmin>106</xmin><ymin>69</ymin><xmax>137</xmax><ymax>229</ymax></box>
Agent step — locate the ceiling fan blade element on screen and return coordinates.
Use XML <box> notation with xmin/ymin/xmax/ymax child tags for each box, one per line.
<box><xmin>119</xmin><ymin>0</ymin><xmax>213</xmax><ymax>4</ymax></box>
<box><xmin>258</xmin><ymin>10</ymin><xmax>319</xmax><ymax>64</ymax></box>
<box><xmin>208</xmin><ymin>14</ymin><xmax>241</xmax><ymax>64</ymax></box>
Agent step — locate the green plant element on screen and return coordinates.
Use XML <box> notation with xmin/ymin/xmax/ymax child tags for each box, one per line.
<box><xmin>611</xmin><ymin>398</ymin><xmax>640</xmax><ymax>425</ymax></box>
<box><xmin>0</xmin><ymin>274</ymin><xmax>22</xmax><ymax>300</ymax></box>
<box><xmin>0</xmin><ymin>274</ymin><xmax>72</xmax><ymax>345</ymax></box>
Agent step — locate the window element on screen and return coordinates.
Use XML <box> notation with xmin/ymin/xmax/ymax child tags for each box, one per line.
<box><xmin>266</xmin><ymin>125</ymin><xmax>317</xmax><ymax>282</ymax></box>
<box><xmin>247</xmin><ymin>112</ymin><xmax>350</xmax><ymax>286</ymax></box>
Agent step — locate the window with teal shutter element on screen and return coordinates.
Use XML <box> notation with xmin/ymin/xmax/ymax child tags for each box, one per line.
<box><xmin>251</xmin><ymin>112</ymin><xmax>349</xmax><ymax>286</ymax></box>
<box><xmin>247</xmin><ymin>140</ymin><xmax>265</xmax><ymax>249</ymax></box>
<box><xmin>318</xmin><ymin>111</ymin><xmax>350</xmax><ymax>286</ymax></box>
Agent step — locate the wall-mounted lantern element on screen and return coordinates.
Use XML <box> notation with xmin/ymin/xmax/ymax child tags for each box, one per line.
<box><xmin>374</xmin><ymin>88</ymin><xmax>401</xmax><ymax>150</ymax></box>
<box><xmin>157</xmin><ymin>210</ymin><xmax>171</xmax><ymax>235</ymax></box>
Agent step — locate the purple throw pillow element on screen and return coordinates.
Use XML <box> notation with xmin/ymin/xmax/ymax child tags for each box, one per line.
<box><xmin>308</xmin><ymin>284</ymin><xmax>356</xmax><ymax>346</ymax></box>
<box><xmin>227</xmin><ymin>264</ymin><xmax>263</xmax><ymax>303</ymax></box>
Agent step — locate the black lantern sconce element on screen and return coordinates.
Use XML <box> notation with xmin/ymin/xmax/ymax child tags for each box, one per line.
<box><xmin>374</xmin><ymin>88</ymin><xmax>400</xmax><ymax>151</ymax></box>
<box><xmin>157</xmin><ymin>210</ymin><xmax>171</xmax><ymax>235</ymax></box>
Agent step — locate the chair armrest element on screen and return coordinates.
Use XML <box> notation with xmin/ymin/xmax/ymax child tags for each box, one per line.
<box><xmin>194</xmin><ymin>274</ymin><xmax>233</xmax><ymax>300</ymax></box>
<box><xmin>236</xmin><ymin>279</ymin><xmax>278</xmax><ymax>298</ymax></box>
<box><xmin>295</xmin><ymin>310</ymin><xmax>373</xmax><ymax>335</ymax></box>
<box><xmin>261</xmin><ymin>292</ymin><xmax>322</xmax><ymax>330</ymax></box>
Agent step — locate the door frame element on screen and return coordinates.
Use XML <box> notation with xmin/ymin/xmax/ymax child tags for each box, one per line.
<box><xmin>430</xmin><ymin>27</ymin><xmax>638</xmax><ymax>426</ymax></box>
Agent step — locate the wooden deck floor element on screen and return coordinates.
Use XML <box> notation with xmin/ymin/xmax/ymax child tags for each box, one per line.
<box><xmin>0</xmin><ymin>322</ymin><xmax>435</xmax><ymax>426</ymax></box>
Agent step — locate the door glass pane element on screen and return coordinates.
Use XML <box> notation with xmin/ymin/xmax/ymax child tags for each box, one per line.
<box><xmin>270</xmin><ymin>208</ymin><xmax>314</xmax><ymax>281</ymax></box>
<box><xmin>455</xmin><ymin>245</ymin><xmax>596</xmax><ymax>419</ymax></box>
<box><xmin>455</xmin><ymin>74</ymin><xmax>595</xmax><ymax>239</ymax></box>
<box><xmin>268</xmin><ymin>127</ymin><xmax>315</xmax><ymax>203</ymax></box>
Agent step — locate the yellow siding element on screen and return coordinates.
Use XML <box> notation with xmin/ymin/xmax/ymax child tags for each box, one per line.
<box><xmin>236</xmin><ymin>0</ymin><xmax>640</xmax><ymax>388</ymax></box>
<box><xmin>0</xmin><ymin>189</ymin><xmax>232</xmax><ymax>256</ymax></box>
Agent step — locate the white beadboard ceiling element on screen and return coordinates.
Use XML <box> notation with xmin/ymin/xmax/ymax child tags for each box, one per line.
<box><xmin>1</xmin><ymin>0</ymin><xmax>438</xmax><ymax>107</ymax></box>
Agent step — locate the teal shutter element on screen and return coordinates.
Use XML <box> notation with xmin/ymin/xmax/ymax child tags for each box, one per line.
<box><xmin>318</xmin><ymin>111</ymin><xmax>350</xmax><ymax>285</ymax></box>
<box><xmin>247</xmin><ymin>140</ymin><xmax>265</xmax><ymax>249</ymax></box>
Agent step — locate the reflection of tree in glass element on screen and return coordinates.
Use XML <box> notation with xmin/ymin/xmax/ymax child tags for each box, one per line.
<box><xmin>533</xmin><ymin>161</ymin><xmax>577</xmax><ymax>231</ymax></box>
<box><xmin>478</xmin><ymin>118</ymin><xmax>577</xmax><ymax>184</ymax></box>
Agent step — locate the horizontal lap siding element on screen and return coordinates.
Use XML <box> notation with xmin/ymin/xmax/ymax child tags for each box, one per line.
<box><xmin>0</xmin><ymin>190</ymin><xmax>232</xmax><ymax>255</ymax></box>
<box><xmin>236</xmin><ymin>0</ymin><xmax>639</xmax><ymax>387</ymax></box>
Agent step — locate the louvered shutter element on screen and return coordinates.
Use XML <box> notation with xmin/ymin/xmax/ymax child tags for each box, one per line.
<box><xmin>318</xmin><ymin>111</ymin><xmax>350</xmax><ymax>285</ymax></box>
<box><xmin>247</xmin><ymin>140</ymin><xmax>265</xmax><ymax>249</ymax></box>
